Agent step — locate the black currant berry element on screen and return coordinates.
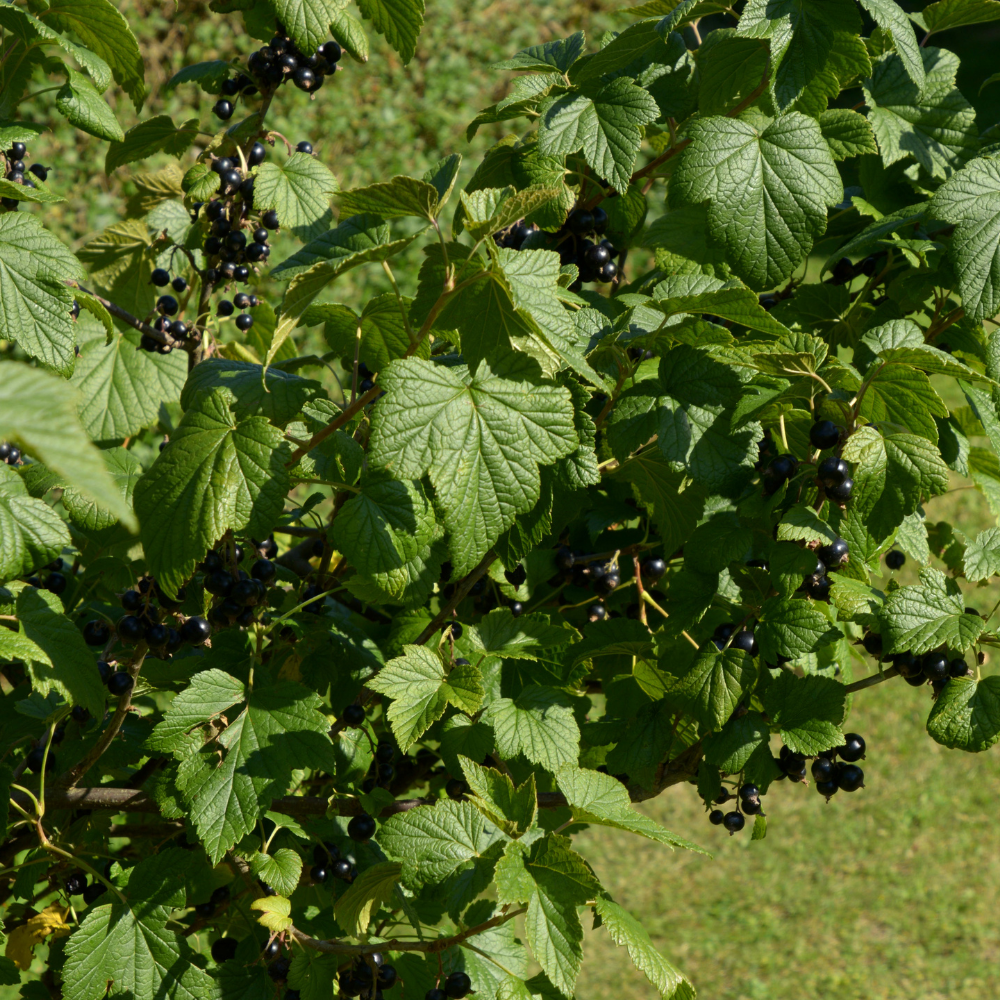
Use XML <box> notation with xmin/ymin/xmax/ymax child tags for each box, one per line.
<box><xmin>117</xmin><ymin>615</ymin><xmax>144</xmax><ymax>644</ymax></box>
<box><xmin>817</xmin><ymin>456</ymin><xmax>849</xmax><ymax>487</ymax></box>
<box><xmin>218</xmin><ymin>300</ymin><xmax>235</xmax><ymax>317</ymax></box>
<box><xmin>10</xmin><ymin>141</ymin><xmax>26</xmax><ymax>159</ymax></box>
<box><xmin>816</xmin><ymin>779</ymin><xmax>838</xmax><ymax>799</ymax></box>
<box><xmin>836</xmin><ymin>763</ymin><xmax>864</xmax><ymax>792</ymax></box>
<box><xmin>262</xmin><ymin>209</ymin><xmax>280</xmax><ymax>229</ymax></box>
<box><xmin>248</xmin><ymin>142</ymin><xmax>266</xmax><ymax>166</ymax></box>
<box><xmin>107</xmin><ymin>671</ymin><xmax>134</xmax><ymax>696</ymax></box>
<box><xmin>566</xmin><ymin>208</ymin><xmax>594</xmax><ymax>235</ymax></box>
<box><xmin>151</xmin><ymin>268</ymin><xmax>170</xmax><ymax>287</ymax></box>
<box><xmin>269</xmin><ymin>957</ymin><xmax>291</xmax><ymax>982</ymax></box>
<box><xmin>811</xmin><ymin>757</ymin><xmax>836</xmax><ymax>782</ymax></box>
<box><xmin>323</xmin><ymin>40</ymin><xmax>343</xmax><ymax>63</ymax></box>
<box><xmin>172</xmin><ymin>276</ymin><xmax>188</xmax><ymax>293</ymax></box>
<box><xmin>444</xmin><ymin>972</ymin><xmax>472</xmax><ymax>999</ymax></box>
<box><xmin>343</xmin><ymin>703</ymin><xmax>366</xmax><ymax>727</ymax></box>
<box><xmin>709</xmin><ymin>809</ymin><xmax>724</xmax><ymax>825</ymax></box>
<box><xmin>763</xmin><ymin>454</ymin><xmax>796</xmax><ymax>490</ymax></box>
<box><xmin>818</xmin><ymin>537</ymin><xmax>849</xmax><ymax>569</ymax></box>
<box><xmin>922</xmin><ymin>651</ymin><xmax>949</xmax><ymax>681</ymax></box>
<box><xmin>598</xmin><ymin>260</ymin><xmax>618</xmax><ymax>282</ymax></box>
<box><xmin>347</xmin><ymin>813</ymin><xmax>376</xmax><ymax>842</ymax></box>
<box><xmin>157</xmin><ymin>295</ymin><xmax>179</xmax><ymax>316</ymax></box>
<box><xmin>950</xmin><ymin>658</ymin><xmax>971</xmax><ymax>678</ymax></box>
<box><xmin>297</xmin><ymin>141</ymin><xmax>314</xmax><ymax>155</ymax></box>
<box><xmin>180</xmin><ymin>616</ymin><xmax>212</xmax><ymax>646</ymax></box>
<box><xmin>730</xmin><ymin>630</ymin><xmax>758</xmax><ymax>656</ymax></box>
<box><xmin>445</xmin><ymin>778</ymin><xmax>466</xmax><ymax>800</ymax></box>
<box><xmin>838</xmin><ymin>733</ymin><xmax>866</xmax><ymax>762</ymax></box>
<box><xmin>214</xmin><ymin>99</ymin><xmax>234</xmax><ymax>120</ymax></box>
<box><xmin>722</xmin><ymin>811</ymin><xmax>745</xmax><ymax>834</ymax></box>
<box><xmin>826</xmin><ymin>477</ymin><xmax>854</xmax><ymax>501</ymax></box>
<box><xmin>862</xmin><ymin>631</ymin><xmax>883</xmax><ymax>657</ymax></box>
<box><xmin>234</xmin><ymin>265</ymin><xmax>250</xmax><ymax>282</ymax></box>
<box><xmin>809</xmin><ymin>420</ymin><xmax>841</xmax><ymax>450</ymax></box>
<box><xmin>235</xmin><ymin>313</ymin><xmax>254</xmax><ymax>331</ymax></box>
<box><xmin>642</xmin><ymin>557</ymin><xmax>666</xmax><ymax>580</ymax></box>
<box><xmin>886</xmin><ymin>550</ymin><xmax>905</xmax><ymax>570</ymax></box>
<box><xmin>212</xmin><ymin>937</ymin><xmax>238</xmax><ymax>963</ymax></box>
<box><xmin>145</xmin><ymin>623</ymin><xmax>169</xmax><ymax>648</ymax></box>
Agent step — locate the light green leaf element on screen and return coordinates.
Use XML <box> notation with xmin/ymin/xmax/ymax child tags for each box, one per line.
<box><xmin>369</xmin><ymin>358</ymin><xmax>577</xmax><ymax>575</ymax></box>
<box><xmin>332</xmin><ymin>474</ymin><xmax>446</xmax><ymax>606</ymax></box>
<box><xmin>460</xmin><ymin>757</ymin><xmax>537</xmax><ymax>837</ymax></box>
<box><xmin>763</xmin><ymin>670</ymin><xmax>846</xmax><ymax>754</ymax></box>
<box><xmin>355</xmin><ymin>0</ymin><xmax>425</xmax><ymax>63</ymax></box>
<box><xmin>672</xmin><ymin>112</ymin><xmax>842</xmax><ymax>289</ymax></box>
<box><xmin>492</xmin><ymin>33</ymin><xmax>585</xmax><ymax>73</ymax></box>
<box><xmin>758</xmin><ymin>596</ymin><xmax>843</xmax><ymax>660</ymax></box>
<box><xmin>0</xmin><ymin>362</ymin><xmax>135</xmax><ymax>527</ymax></box>
<box><xmin>459</xmin><ymin>186</ymin><xmax>564</xmax><ymax>242</ymax></box>
<box><xmin>71</xmin><ymin>329</ymin><xmax>186</xmax><ymax>444</ymax></box>
<box><xmin>0</xmin><ymin>479</ymin><xmax>70</xmax><ymax>584</ymax></box>
<box><xmin>133</xmin><ymin>387</ymin><xmax>290</xmax><ymax>597</ymax></box>
<box><xmin>554</xmin><ymin>765</ymin><xmax>706</xmax><ymax>853</ymax></box>
<box><xmin>818</xmin><ymin>108</ymin><xmax>878</xmax><ymax>160</ymax></box>
<box><xmin>926</xmin><ymin>675</ymin><xmax>1000</xmax><ymax>752</ymax></box>
<box><xmin>0</xmin><ymin>214</ymin><xmax>83</xmax><ymax>375</ymax></box>
<box><xmin>879</xmin><ymin>567</ymin><xmax>985</xmax><ymax>654</ymax></box>
<box><xmin>62</xmin><ymin>449</ymin><xmax>141</xmax><ymax>532</ymax></box>
<box><xmin>254</xmin><ymin>151</ymin><xmax>339</xmax><ymax>241</ymax></box>
<box><xmin>863</xmin><ymin>46</ymin><xmax>977</xmax><ymax>180</ymax></box>
<box><xmin>485</xmin><ymin>685</ymin><xmax>580</xmax><ymax>770</ymax></box>
<box><xmin>916</xmin><ymin>0</ymin><xmax>1000</xmax><ymax>35</ymax></box>
<box><xmin>251</xmin><ymin>895</ymin><xmax>293</xmax><ymax>934</ymax></box>
<box><xmin>340</xmin><ymin>175</ymin><xmax>442</xmax><ymax>222</ymax></box>
<box><xmin>356</xmin><ymin>292</ymin><xmax>424</xmax><ymax>372</ymax></box>
<box><xmin>55</xmin><ymin>70</ymin><xmax>123</xmax><ymax>141</ymax></box>
<box><xmin>667</xmin><ymin>646</ymin><xmax>756</xmax><ymax>731</ymax></box>
<box><xmin>368</xmin><ymin>645</ymin><xmax>483</xmax><ymax>750</ymax></box>
<box><xmin>77</xmin><ymin>219</ymin><xmax>157</xmax><ymax>322</ymax></box>
<box><xmin>146</xmin><ymin>668</ymin><xmax>247</xmax><ymax>755</ymax></box>
<box><xmin>702</xmin><ymin>710</ymin><xmax>768</xmax><ymax>772</ymax></box>
<box><xmin>105</xmin><ymin>115</ymin><xmax>199</xmax><ymax>174</ymax></box>
<box><xmin>468</xmin><ymin>608</ymin><xmax>578</xmax><ymax>661</ymax></box>
<box><xmin>334</xmin><ymin>862</ymin><xmax>402</xmax><ymax>936</ymax></box>
<box><xmin>593</xmin><ymin>896</ymin><xmax>695</xmax><ymax>1000</ymax></box>
<box><xmin>164</xmin><ymin>60</ymin><xmax>231</xmax><ymax>94</ymax></box>
<box><xmin>251</xmin><ymin>849</ymin><xmax>303</xmax><ymax>898</ymax></box>
<box><xmin>963</xmin><ymin>526</ymin><xmax>1000</xmax><ymax>582</ymax></box>
<box><xmin>776</xmin><ymin>503</ymin><xmax>839</xmax><ymax>544</ymax></box>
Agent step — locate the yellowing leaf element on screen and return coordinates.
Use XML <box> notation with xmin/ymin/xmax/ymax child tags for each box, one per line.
<box><xmin>333</xmin><ymin>861</ymin><xmax>402</xmax><ymax>936</ymax></box>
<box><xmin>6</xmin><ymin>904</ymin><xmax>72</xmax><ymax>970</ymax></box>
<box><xmin>250</xmin><ymin>895</ymin><xmax>293</xmax><ymax>934</ymax></box>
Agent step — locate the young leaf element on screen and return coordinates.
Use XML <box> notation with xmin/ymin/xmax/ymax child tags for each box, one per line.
<box><xmin>334</xmin><ymin>861</ymin><xmax>403</xmax><ymax>935</ymax></box>
<box><xmin>460</xmin><ymin>757</ymin><xmax>537</xmax><ymax>837</ymax></box>
<box><xmin>55</xmin><ymin>70</ymin><xmax>124</xmax><ymax>142</ymax></box>
<box><xmin>251</xmin><ymin>849</ymin><xmax>304</xmax><ymax>898</ymax></box>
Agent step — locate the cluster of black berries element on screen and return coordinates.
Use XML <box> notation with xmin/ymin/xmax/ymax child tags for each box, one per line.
<box><xmin>143</xmin><ymin>268</ymin><xmax>196</xmax><ymax>353</ymax></box>
<box><xmin>802</xmin><ymin>735</ymin><xmax>866</xmax><ymax>799</ymax></box>
<box><xmin>1</xmin><ymin>141</ymin><xmax>50</xmax><ymax>210</ymax></box>
<box><xmin>360</xmin><ymin>741</ymin><xmax>397</xmax><ymax>793</ymax></box>
<box><xmin>425</xmin><ymin>973</ymin><xmax>473</xmax><ymax>1000</ymax></box>
<box><xmin>23</xmin><ymin>557</ymin><xmax>67</xmax><ymax>596</ymax></box>
<box><xmin>826</xmin><ymin>253</ymin><xmax>884</xmax><ymax>287</ymax></box>
<box><xmin>64</xmin><ymin>870</ymin><xmax>108</xmax><ymax>906</ymax></box>
<box><xmin>810</xmin><ymin>419</ymin><xmax>853</xmax><ymax>502</ymax></box>
<box><xmin>0</xmin><ymin>442</ymin><xmax>21</xmax><ymax>465</ymax></box>
<box><xmin>892</xmin><ymin>647</ymin><xmax>972</xmax><ymax>692</ymax></box>
<box><xmin>238</xmin><ymin>28</ymin><xmax>343</xmax><ymax>111</ymax></box>
<box><xmin>310</xmin><ymin>839</ymin><xmax>356</xmax><ymax>885</ymax></box>
<box><xmin>709</xmin><ymin>783</ymin><xmax>762</xmax><ymax>834</ymax></box>
<box><xmin>492</xmin><ymin>218</ymin><xmax>537</xmax><ymax>250</ymax></box>
<box><xmin>559</xmin><ymin>207</ymin><xmax>618</xmax><ymax>289</ymax></box>
<box><xmin>711</xmin><ymin>622</ymin><xmax>759</xmax><ymax>654</ymax></box>
<box><xmin>201</xmin><ymin>545</ymin><xmax>277</xmax><ymax>629</ymax></box>
<box><xmin>339</xmin><ymin>953</ymin><xmax>399</xmax><ymax>1000</ymax></box>
<box><xmin>801</xmin><ymin>535</ymin><xmax>849</xmax><ymax>603</ymax></box>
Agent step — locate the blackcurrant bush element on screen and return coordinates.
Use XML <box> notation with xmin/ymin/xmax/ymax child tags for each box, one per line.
<box><xmin>809</xmin><ymin>420</ymin><xmax>841</xmax><ymax>450</ymax></box>
<box><xmin>722</xmin><ymin>811</ymin><xmax>745</xmax><ymax>834</ymax></box>
<box><xmin>839</xmin><ymin>733</ymin><xmax>866</xmax><ymax>762</ymax></box>
<box><xmin>151</xmin><ymin>267</ymin><xmax>170</xmax><ymax>287</ymax></box>
<box><xmin>348</xmin><ymin>812</ymin><xmax>376</xmax><ymax>842</ymax></box>
<box><xmin>108</xmin><ymin>671</ymin><xmax>134</xmax><ymax>696</ymax></box>
<box><xmin>886</xmin><ymin>550</ymin><xmax>905</xmax><ymax>570</ymax></box>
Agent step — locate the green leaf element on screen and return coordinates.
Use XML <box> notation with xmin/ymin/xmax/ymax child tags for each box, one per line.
<box><xmin>702</xmin><ymin>710</ymin><xmax>769</xmax><ymax>772</ymax></box>
<box><xmin>164</xmin><ymin>60</ymin><xmax>231</xmax><ymax>94</ymax></box>
<box><xmin>377</xmin><ymin>799</ymin><xmax>495</xmax><ymax>884</ymax></box>
<box><xmin>858</xmin><ymin>0</ymin><xmax>925</xmax><ymax>89</ymax></box>
<box><xmin>776</xmin><ymin>503</ymin><xmax>839</xmax><ymax>544</ymax></box>
<box><xmin>650</xmin><ymin>274</ymin><xmax>793</xmax><ymax>338</ymax></box>
<box><xmin>932</xmin><ymin>154</ymin><xmax>1000</xmax><ymax>321</ymax></box>
<box><xmin>55</xmin><ymin>70</ymin><xmax>124</xmax><ymax>141</ymax></box>
<box><xmin>763</xmin><ymin>671</ymin><xmax>846</xmax><ymax>754</ymax></box>
<box><xmin>963</xmin><ymin>526</ymin><xmax>1000</xmax><ymax>582</ymax></box>
<box><xmin>818</xmin><ymin>108</ymin><xmax>878</xmax><ymax>160</ymax></box>
<box><xmin>251</xmin><ymin>848</ymin><xmax>303</xmax><ymax>898</ymax></box>
<box><xmin>459</xmin><ymin>186</ymin><xmax>564</xmax><ymax>242</ymax></box>
<box><xmin>355</xmin><ymin>292</ymin><xmax>424</xmax><ymax>372</ymax></box>
<box><xmin>13</xmin><ymin>588</ymin><xmax>106</xmax><ymax>719</ymax></box>
<box><xmin>266</xmin><ymin>0</ymin><xmax>346</xmax><ymax>55</ymax></box>
<box><xmin>696</xmin><ymin>30</ymin><xmax>769</xmax><ymax>116</ymax></box>
<box><xmin>593</xmin><ymin>896</ymin><xmax>695</xmax><ymax>1000</ymax></box>
<box><xmin>180</xmin><ymin>358</ymin><xmax>321</xmax><ymax>428</ymax></box>
<box><xmin>146</xmin><ymin>668</ymin><xmax>246</xmax><ymax>754</ymax></box>
<box><xmin>369</xmin><ymin>359</ymin><xmax>577</xmax><ymax>575</ymax></box>
<box><xmin>926</xmin><ymin>676</ymin><xmax>1000</xmax><ymax>752</ymax></box>
<box><xmin>0</xmin><ymin>214</ymin><xmax>83</xmax><ymax>375</ymax></box>
<box><xmin>492</xmin><ymin>32</ymin><xmax>585</xmax><ymax>73</ymax></box>
<box><xmin>568</xmin><ymin>618</ymin><xmax>655</xmax><ymax>667</ymax></box>
<box><xmin>77</xmin><ymin>219</ymin><xmax>157</xmax><ymax>322</ymax></box>
<box><xmin>62</xmin><ymin>449</ymin><xmax>141</xmax><ymax>532</ymax></box>
<box><xmin>863</xmin><ymin>46</ymin><xmax>977</xmax><ymax>181</ymax></box>
<box><xmin>554</xmin><ymin>765</ymin><xmax>706</xmax><ymax>853</ymax></box>
<box><xmin>332</xmin><ymin>474</ymin><xmax>446</xmax><ymax>607</ymax></box>
<box><xmin>175</xmin><ymin>677</ymin><xmax>337</xmax><ymax>863</ymax></box>
<box><xmin>0</xmin><ymin>175</ymin><xmax>64</xmax><ymax>205</ymax></box>
<box><xmin>42</xmin><ymin>0</ymin><xmax>146</xmax><ymax>109</ymax></box>
<box><xmin>468</xmin><ymin>608</ymin><xmax>578</xmax><ymax>660</ymax></box>
<box><xmin>757</xmin><ymin>596</ymin><xmax>843</xmax><ymax>660</ymax></box>
<box><xmin>133</xmin><ymin>387</ymin><xmax>290</xmax><ymax>597</ymax></box>
<box><xmin>460</xmin><ymin>757</ymin><xmax>537</xmax><ymax>837</ymax></box>
<box><xmin>251</xmin><ymin>895</ymin><xmax>293</xmax><ymax>934</ymax></box>
<box><xmin>340</xmin><ymin>175</ymin><xmax>443</xmax><ymax>223</ymax></box>
<box><xmin>605</xmin><ymin>699</ymin><xmax>677</xmax><ymax>789</ymax></box>
<box><xmin>105</xmin><ymin>115</ymin><xmax>199</xmax><ymax>173</ymax></box>
<box><xmin>0</xmin><ymin>479</ymin><xmax>69</xmax><ymax>583</ymax></box>
<box><xmin>71</xmin><ymin>329</ymin><xmax>186</xmax><ymax>444</ymax></box>
<box><xmin>572</xmin><ymin>19</ymin><xmax>667</xmax><ymax>84</ymax></box>
<box><xmin>484</xmin><ymin>685</ymin><xmax>580</xmax><ymax>770</ymax></box>
<box><xmin>537</xmin><ymin>77</ymin><xmax>659</xmax><ymax>194</ymax></box>
<box><xmin>254</xmin><ymin>151</ymin><xmax>339</xmax><ymax>241</ymax></box>
<box><xmin>368</xmin><ymin>645</ymin><xmax>483</xmax><ymax>750</ymax></box>
<box><xmin>334</xmin><ymin>861</ymin><xmax>403</xmax><ymax>935</ymax></box>
<box><xmin>355</xmin><ymin>0</ymin><xmax>425</xmax><ymax>63</ymax></box>
<box><xmin>915</xmin><ymin>0</ymin><xmax>1000</xmax><ymax>35</ymax></box>
<box><xmin>289</xmin><ymin>952</ymin><xmax>341</xmax><ymax>1000</ymax></box>
<box><xmin>667</xmin><ymin>646</ymin><xmax>756</xmax><ymax>731</ymax></box>
<box><xmin>672</xmin><ymin>112</ymin><xmax>842</xmax><ymax>289</ymax></box>
<box><xmin>330</xmin><ymin>8</ymin><xmax>370</xmax><ymax>62</ymax></box>
<box><xmin>0</xmin><ymin>362</ymin><xmax>136</xmax><ymax>527</ymax></box>
<box><xmin>879</xmin><ymin>567</ymin><xmax>985</xmax><ymax>655</ymax></box>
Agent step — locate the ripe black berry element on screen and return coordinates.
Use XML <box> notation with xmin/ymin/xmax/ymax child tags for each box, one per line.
<box><xmin>82</xmin><ymin>882</ymin><xmax>105</xmax><ymax>905</ymax></box>
<box><xmin>219</xmin><ymin>261</ymin><xmax>237</xmax><ymax>280</ymax></box>
<box><xmin>10</xmin><ymin>141</ymin><xmax>26</xmax><ymax>159</ymax></box>
<box><xmin>817</xmin><ymin>456</ymin><xmax>849</xmax><ymax>486</ymax></box>
<box><xmin>217</xmin><ymin>300</ymin><xmax>235</xmax><ymax>317</ymax></box>
<box><xmin>157</xmin><ymin>295</ymin><xmax>179</xmax><ymax>316</ymax></box>
<box><xmin>322</xmin><ymin>40</ymin><xmax>343</xmax><ymax>63</ymax></box>
<box><xmin>806</xmin><ymin>573</ymin><xmax>831</xmax><ymax>601</ymax></box>
<box><xmin>310</xmin><ymin>864</ymin><xmax>329</xmax><ymax>883</ymax></box>
<box><xmin>445</xmin><ymin>778</ymin><xmax>466</xmax><ymax>800</ymax></box>
<box><xmin>234</xmin><ymin>265</ymin><xmax>250</xmax><ymax>282</ymax></box>
<box><xmin>811</xmin><ymin>757</ymin><xmax>836</xmax><ymax>782</ymax></box>
<box><xmin>378</xmin><ymin>965</ymin><xmax>397</xmax><ymax>989</ymax></box>
<box><xmin>886</xmin><ymin>550</ymin><xmax>905</xmax><ymax>570</ymax></box>
<box><xmin>591</xmin><ymin>205</ymin><xmax>608</xmax><ymax>232</ymax></box>
<box><xmin>248</xmin><ymin>142</ymin><xmax>266</xmax><ymax>166</ymax></box>
<box><xmin>588</xmin><ymin>602</ymin><xmax>607</xmax><ymax>621</ymax></box>
<box><xmin>709</xmin><ymin>809</ymin><xmax>724</xmax><ymax>825</ymax></box>
<box><xmin>722</xmin><ymin>811</ymin><xmax>745</xmax><ymax>834</ymax></box>
<box><xmin>227</xmin><ymin>231</ymin><xmax>247</xmax><ymax>252</ymax></box>
<box><xmin>221</xmin><ymin>77</ymin><xmax>240</xmax><ymax>97</ymax></box>
<box><xmin>212</xmin><ymin>937</ymin><xmax>238</xmax><ymax>963</ymax></box>
<box><xmin>444</xmin><ymin>972</ymin><xmax>472</xmax><ymax>999</ymax></box>
<box><xmin>839</xmin><ymin>733</ymin><xmax>866</xmax><ymax>762</ymax></box>
<box><xmin>836</xmin><ymin>763</ymin><xmax>864</xmax><ymax>791</ymax></box>
<box><xmin>264</xmin><ymin>939</ymin><xmax>281</xmax><ymax>959</ymax></box>
<box><xmin>862</xmin><ymin>631</ymin><xmax>883</xmax><ymax>657</ymax></box>
<box><xmin>222</xmin><ymin>168</ymin><xmax>242</xmax><ymax>193</ymax></box>
<box><xmin>566</xmin><ymin>208</ymin><xmax>594</xmax><ymax>235</ymax></box>
<box><xmin>235</xmin><ymin>314</ymin><xmax>254</xmax><ymax>331</ymax></box>
<box><xmin>234</xmin><ymin>291</ymin><xmax>251</xmax><ymax>309</ymax></box>
<box><xmin>809</xmin><ymin>420</ymin><xmax>841</xmax><ymax>450</ymax></box>
<box><xmin>262</xmin><ymin>209</ymin><xmax>280</xmax><ymax>229</ymax></box>
<box><xmin>826</xmin><ymin>477</ymin><xmax>853</xmax><ymax>501</ymax></box>
<box><xmin>738</xmin><ymin>783</ymin><xmax>759</xmax><ymax>802</ymax></box>
<box><xmin>763</xmin><ymin>454</ymin><xmax>796</xmax><ymax>491</ymax></box>
<box><xmin>922</xmin><ymin>651</ymin><xmax>949</xmax><ymax>681</ymax></box>
<box><xmin>107</xmin><ymin>671</ymin><xmax>134</xmax><ymax>696</ymax></box>
<box><xmin>598</xmin><ymin>260</ymin><xmax>618</xmax><ymax>282</ymax></box>
<box><xmin>816</xmin><ymin>779</ymin><xmax>838</xmax><ymax>799</ymax></box>
<box><xmin>269</xmin><ymin>957</ymin><xmax>291</xmax><ymax>982</ymax></box>
<box><xmin>343</xmin><ymin>703</ymin><xmax>365</xmax><ymax>727</ymax></box>
<box><xmin>151</xmin><ymin>267</ymin><xmax>170</xmax><ymax>287</ymax></box>
<box><xmin>347</xmin><ymin>812</ymin><xmax>376</xmax><ymax>842</ymax></box>
<box><xmin>730</xmin><ymin>629</ymin><xmax>758</xmax><ymax>656</ymax></box>
<box><xmin>117</xmin><ymin>615</ymin><xmax>144</xmax><ymax>644</ymax></box>
<box><xmin>584</xmin><ymin>243</ymin><xmax>610</xmax><ymax>268</ymax></box>
<box><xmin>45</xmin><ymin>572</ymin><xmax>67</xmax><ymax>595</ymax></box>
<box><xmin>331</xmin><ymin>858</ymin><xmax>352</xmax><ymax>880</ymax></box>
<box><xmin>97</xmin><ymin>660</ymin><xmax>113</xmax><ymax>684</ymax></box>
<box><xmin>251</xmin><ymin>559</ymin><xmax>276</xmax><ymax>583</ymax></box>
<box><xmin>65</xmin><ymin>873</ymin><xmax>87</xmax><ymax>896</ymax></box>
<box><xmin>642</xmin><ymin>557</ymin><xmax>666</xmax><ymax>580</ymax></box>
<box><xmin>950</xmin><ymin>657</ymin><xmax>971</xmax><ymax>678</ymax></box>
<box><xmin>145</xmin><ymin>623</ymin><xmax>169</xmax><ymax>648</ymax></box>
<box><xmin>818</xmin><ymin>537</ymin><xmax>849</xmax><ymax>569</ymax></box>
<box><xmin>172</xmin><ymin>276</ymin><xmax>188</xmax><ymax>293</ymax></box>
<box><xmin>214</xmin><ymin>99</ymin><xmax>234</xmax><ymax>120</ymax></box>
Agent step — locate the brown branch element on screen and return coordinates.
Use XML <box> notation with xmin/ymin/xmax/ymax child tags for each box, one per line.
<box><xmin>73</xmin><ymin>284</ymin><xmax>172</xmax><ymax>347</ymax></box>
<box><xmin>414</xmin><ymin>550</ymin><xmax>497</xmax><ymax>646</ymax></box>
<box><xmin>286</xmin><ymin>385</ymin><xmax>381</xmax><ymax>466</ymax></box>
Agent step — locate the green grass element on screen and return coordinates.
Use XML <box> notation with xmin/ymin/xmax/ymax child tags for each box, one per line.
<box><xmin>575</xmin><ymin>665</ymin><xmax>1000</xmax><ymax>1000</ymax></box>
